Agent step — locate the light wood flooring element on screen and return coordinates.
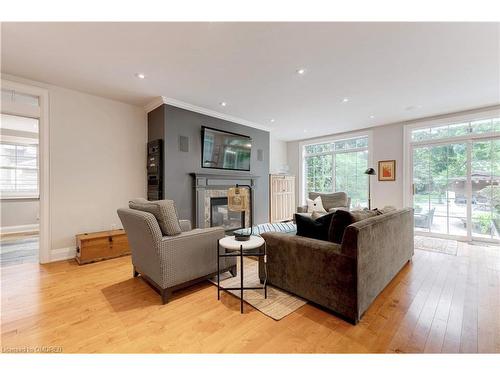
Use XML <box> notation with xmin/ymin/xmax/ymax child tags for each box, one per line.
<box><xmin>1</xmin><ymin>241</ymin><xmax>499</xmax><ymax>353</ymax></box>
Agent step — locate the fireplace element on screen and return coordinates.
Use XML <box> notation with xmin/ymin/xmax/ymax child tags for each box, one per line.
<box><xmin>191</xmin><ymin>173</ymin><xmax>258</xmax><ymax>230</ymax></box>
<box><xmin>210</xmin><ymin>197</ymin><xmax>245</xmax><ymax>231</ymax></box>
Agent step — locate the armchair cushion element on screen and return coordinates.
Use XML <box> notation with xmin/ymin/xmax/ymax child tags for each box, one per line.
<box><xmin>129</xmin><ymin>198</ymin><xmax>182</xmax><ymax>236</ymax></box>
<box><xmin>179</xmin><ymin>220</ymin><xmax>192</xmax><ymax>232</ymax></box>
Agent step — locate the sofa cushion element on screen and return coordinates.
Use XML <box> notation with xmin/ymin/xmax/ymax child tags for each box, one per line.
<box><xmin>328</xmin><ymin>209</ymin><xmax>378</xmax><ymax>244</ymax></box>
<box><xmin>129</xmin><ymin>198</ymin><xmax>182</xmax><ymax>236</ymax></box>
<box><xmin>309</xmin><ymin>192</ymin><xmax>348</xmax><ymax>211</ymax></box>
<box><xmin>295</xmin><ymin>212</ymin><xmax>334</xmax><ymax>241</ymax></box>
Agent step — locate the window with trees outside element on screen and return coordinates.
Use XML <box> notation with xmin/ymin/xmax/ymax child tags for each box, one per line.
<box><xmin>303</xmin><ymin>136</ymin><xmax>369</xmax><ymax>208</ymax></box>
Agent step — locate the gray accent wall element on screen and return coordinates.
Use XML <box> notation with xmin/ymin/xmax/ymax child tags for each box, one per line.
<box><xmin>148</xmin><ymin>104</ymin><xmax>270</xmax><ymax>225</ymax></box>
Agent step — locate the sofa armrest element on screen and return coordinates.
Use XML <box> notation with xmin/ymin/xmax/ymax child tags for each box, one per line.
<box><xmin>296</xmin><ymin>205</ymin><xmax>308</xmax><ymax>213</ymax></box>
<box><xmin>342</xmin><ymin>208</ymin><xmax>414</xmax><ymax>319</ymax></box>
<box><xmin>179</xmin><ymin>219</ymin><xmax>192</xmax><ymax>232</ymax></box>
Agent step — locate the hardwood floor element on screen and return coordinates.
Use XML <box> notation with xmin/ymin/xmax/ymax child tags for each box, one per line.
<box><xmin>1</xmin><ymin>241</ymin><xmax>499</xmax><ymax>353</ymax></box>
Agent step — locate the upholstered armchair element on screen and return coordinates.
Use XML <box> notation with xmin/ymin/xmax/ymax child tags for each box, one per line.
<box><xmin>296</xmin><ymin>192</ymin><xmax>351</xmax><ymax>215</ymax></box>
<box><xmin>117</xmin><ymin>208</ymin><xmax>236</xmax><ymax>304</ymax></box>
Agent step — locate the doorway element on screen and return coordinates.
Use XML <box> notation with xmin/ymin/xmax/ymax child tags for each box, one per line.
<box><xmin>0</xmin><ymin>80</ymin><xmax>49</xmax><ymax>265</ymax></box>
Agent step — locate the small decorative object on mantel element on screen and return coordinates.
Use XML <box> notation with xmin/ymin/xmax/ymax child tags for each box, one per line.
<box><xmin>378</xmin><ymin>160</ymin><xmax>396</xmax><ymax>181</ymax></box>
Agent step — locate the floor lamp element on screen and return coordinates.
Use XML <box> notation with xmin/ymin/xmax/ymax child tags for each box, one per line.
<box><xmin>364</xmin><ymin>168</ymin><xmax>376</xmax><ymax>210</ymax></box>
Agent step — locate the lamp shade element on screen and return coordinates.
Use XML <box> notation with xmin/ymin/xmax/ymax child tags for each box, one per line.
<box><xmin>364</xmin><ymin>168</ymin><xmax>376</xmax><ymax>175</ymax></box>
<box><xmin>227</xmin><ymin>186</ymin><xmax>249</xmax><ymax>211</ymax></box>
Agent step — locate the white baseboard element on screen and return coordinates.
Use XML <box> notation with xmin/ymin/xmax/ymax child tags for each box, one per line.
<box><xmin>49</xmin><ymin>247</ymin><xmax>75</xmax><ymax>262</ymax></box>
<box><xmin>0</xmin><ymin>224</ymin><xmax>39</xmax><ymax>234</ymax></box>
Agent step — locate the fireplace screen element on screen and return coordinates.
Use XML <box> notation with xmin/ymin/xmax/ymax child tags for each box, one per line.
<box><xmin>210</xmin><ymin>197</ymin><xmax>245</xmax><ymax>231</ymax></box>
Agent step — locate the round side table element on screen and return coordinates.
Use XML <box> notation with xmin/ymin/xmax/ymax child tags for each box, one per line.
<box><xmin>217</xmin><ymin>235</ymin><xmax>267</xmax><ymax>313</ymax></box>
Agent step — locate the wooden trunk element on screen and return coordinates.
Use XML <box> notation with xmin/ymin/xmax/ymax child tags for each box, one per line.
<box><xmin>76</xmin><ymin>229</ymin><xmax>130</xmax><ymax>265</ymax></box>
<box><xmin>269</xmin><ymin>174</ymin><xmax>296</xmax><ymax>223</ymax></box>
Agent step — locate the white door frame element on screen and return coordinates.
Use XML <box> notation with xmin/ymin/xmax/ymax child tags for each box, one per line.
<box><xmin>1</xmin><ymin>79</ymin><xmax>50</xmax><ymax>263</ymax></box>
<box><xmin>403</xmin><ymin>109</ymin><xmax>500</xmax><ymax>243</ymax></box>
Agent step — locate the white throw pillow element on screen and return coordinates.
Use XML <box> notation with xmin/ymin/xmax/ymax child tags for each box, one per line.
<box><xmin>306</xmin><ymin>196</ymin><xmax>327</xmax><ymax>213</ymax></box>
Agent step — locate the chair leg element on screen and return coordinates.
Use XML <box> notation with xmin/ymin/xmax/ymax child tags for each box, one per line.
<box><xmin>229</xmin><ymin>265</ymin><xmax>237</xmax><ymax>277</ymax></box>
<box><xmin>133</xmin><ymin>267</ymin><xmax>139</xmax><ymax>277</ymax></box>
<box><xmin>161</xmin><ymin>289</ymin><xmax>172</xmax><ymax>304</ymax></box>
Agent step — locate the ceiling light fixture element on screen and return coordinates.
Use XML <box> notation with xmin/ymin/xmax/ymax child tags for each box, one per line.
<box><xmin>135</xmin><ymin>73</ymin><xmax>146</xmax><ymax>79</ymax></box>
<box><xmin>220</xmin><ymin>101</ymin><xmax>227</xmax><ymax>107</ymax></box>
<box><xmin>296</xmin><ymin>68</ymin><xmax>306</xmax><ymax>75</ymax></box>
<box><xmin>370</xmin><ymin>115</ymin><xmax>375</xmax><ymax>119</ymax></box>
<box><xmin>342</xmin><ymin>98</ymin><xmax>349</xmax><ymax>103</ymax></box>
<box><xmin>270</xmin><ymin>119</ymin><xmax>275</xmax><ymax>123</ymax></box>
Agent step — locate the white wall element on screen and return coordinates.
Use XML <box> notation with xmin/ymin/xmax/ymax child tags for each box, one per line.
<box><xmin>269</xmin><ymin>133</ymin><xmax>288</xmax><ymax>174</ymax></box>
<box><xmin>2</xmin><ymin>74</ymin><xmax>147</xmax><ymax>260</ymax></box>
<box><xmin>0</xmin><ymin>199</ymin><xmax>39</xmax><ymax>231</ymax></box>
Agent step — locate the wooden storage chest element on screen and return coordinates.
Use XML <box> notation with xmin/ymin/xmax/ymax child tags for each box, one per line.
<box><xmin>75</xmin><ymin>229</ymin><xmax>130</xmax><ymax>264</ymax></box>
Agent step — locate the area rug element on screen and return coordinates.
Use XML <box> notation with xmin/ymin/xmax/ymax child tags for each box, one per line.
<box><xmin>414</xmin><ymin>235</ymin><xmax>458</xmax><ymax>256</ymax></box>
<box><xmin>210</xmin><ymin>257</ymin><xmax>307</xmax><ymax>320</ymax></box>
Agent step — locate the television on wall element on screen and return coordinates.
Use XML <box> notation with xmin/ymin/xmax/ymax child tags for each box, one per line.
<box><xmin>201</xmin><ymin>126</ymin><xmax>252</xmax><ymax>171</ymax></box>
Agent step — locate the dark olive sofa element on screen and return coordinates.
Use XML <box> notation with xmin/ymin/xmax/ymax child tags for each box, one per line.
<box><xmin>258</xmin><ymin>208</ymin><xmax>414</xmax><ymax>324</ymax></box>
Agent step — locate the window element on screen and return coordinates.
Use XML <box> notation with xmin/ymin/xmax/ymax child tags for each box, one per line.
<box><xmin>0</xmin><ymin>142</ymin><xmax>39</xmax><ymax>198</ymax></box>
<box><xmin>303</xmin><ymin>135</ymin><xmax>369</xmax><ymax>208</ymax></box>
<box><xmin>411</xmin><ymin>117</ymin><xmax>500</xmax><ymax>142</ymax></box>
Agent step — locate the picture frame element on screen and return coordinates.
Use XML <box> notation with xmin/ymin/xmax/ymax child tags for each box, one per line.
<box><xmin>378</xmin><ymin>160</ymin><xmax>396</xmax><ymax>181</ymax></box>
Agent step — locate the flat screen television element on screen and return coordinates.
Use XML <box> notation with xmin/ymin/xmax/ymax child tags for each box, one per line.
<box><xmin>201</xmin><ymin>126</ymin><xmax>252</xmax><ymax>171</ymax></box>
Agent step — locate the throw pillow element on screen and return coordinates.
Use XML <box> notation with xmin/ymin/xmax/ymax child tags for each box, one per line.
<box><xmin>328</xmin><ymin>210</ymin><xmax>354</xmax><ymax>244</ymax></box>
<box><xmin>129</xmin><ymin>198</ymin><xmax>182</xmax><ymax>236</ymax></box>
<box><xmin>306</xmin><ymin>196</ymin><xmax>327</xmax><ymax>213</ymax></box>
<box><xmin>295</xmin><ymin>212</ymin><xmax>335</xmax><ymax>241</ymax></box>
<box><xmin>378</xmin><ymin>205</ymin><xmax>397</xmax><ymax>215</ymax></box>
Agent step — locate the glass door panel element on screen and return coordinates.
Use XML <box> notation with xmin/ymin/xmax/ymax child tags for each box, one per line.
<box><xmin>413</xmin><ymin>142</ymin><xmax>467</xmax><ymax>236</ymax></box>
<box><xmin>447</xmin><ymin>143</ymin><xmax>468</xmax><ymax>237</ymax></box>
<box><xmin>413</xmin><ymin>146</ymin><xmax>431</xmax><ymax>232</ymax></box>
<box><xmin>471</xmin><ymin>139</ymin><xmax>499</xmax><ymax>240</ymax></box>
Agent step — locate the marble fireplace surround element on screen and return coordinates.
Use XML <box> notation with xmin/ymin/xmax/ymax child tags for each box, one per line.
<box><xmin>190</xmin><ymin>173</ymin><xmax>259</xmax><ymax>230</ymax></box>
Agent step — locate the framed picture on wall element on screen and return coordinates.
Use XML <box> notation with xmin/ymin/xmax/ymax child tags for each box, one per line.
<box><xmin>378</xmin><ymin>160</ymin><xmax>396</xmax><ymax>181</ymax></box>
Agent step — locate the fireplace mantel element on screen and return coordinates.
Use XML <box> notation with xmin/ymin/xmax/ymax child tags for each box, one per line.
<box><xmin>190</xmin><ymin>173</ymin><xmax>259</xmax><ymax>229</ymax></box>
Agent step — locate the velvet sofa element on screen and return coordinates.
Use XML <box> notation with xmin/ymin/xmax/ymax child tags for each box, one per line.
<box><xmin>258</xmin><ymin>208</ymin><xmax>414</xmax><ymax>324</ymax></box>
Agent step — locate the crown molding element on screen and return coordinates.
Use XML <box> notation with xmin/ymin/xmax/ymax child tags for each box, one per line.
<box><xmin>144</xmin><ymin>96</ymin><xmax>271</xmax><ymax>132</ymax></box>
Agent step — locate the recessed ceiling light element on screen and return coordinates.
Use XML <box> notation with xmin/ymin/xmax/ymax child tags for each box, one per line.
<box><xmin>135</xmin><ymin>73</ymin><xmax>146</xmax><ymax>79</ymax></box>
<box><xmin>303</xmin><ymin>129</ymin><xmax>308</xmax><ymax>133</ymax></box>
<box><xmin>270</xmin><ymin>119</ymin><xmax>275</xmax><ymax>123</ymax></box>
<box><xmin>342</xmin><ymin>98</ymin><xmax>349</xmax><ymax>103</ymax></box>
<box><xmin>369</xmin><ymin>115</ymin><xmax>375</xmax><ymax>119</ymax></box>
<box><xmin>296</xmin><ymin>68</ymin><xmax>306</xmax><ymax>75</ymax></box>
<box><xmin>220</xmin><ymin>102</ymin><xmax>227</xmax><ymax>107</ymax></box>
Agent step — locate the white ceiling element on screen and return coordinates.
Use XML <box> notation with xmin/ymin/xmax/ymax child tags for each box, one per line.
<box><xmin>1</xmin><ymin>22</ymin><xmax>499</xmax><ymax>141</ymax></box>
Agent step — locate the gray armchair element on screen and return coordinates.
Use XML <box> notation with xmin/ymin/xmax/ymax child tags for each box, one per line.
<box><xmin>297</xmin><ymin>192</ymin><xmax>351</xmax><ymax>215</ymax></box>
<box><xmin>117</xmin><ymin>208</ymin><xmax>236</xmax><ymax>304</ymax></box>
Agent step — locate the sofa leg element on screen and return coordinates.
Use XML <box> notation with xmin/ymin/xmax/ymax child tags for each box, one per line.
<box><xmin>161</xmin><ymin>289</ymin><xmax>171</xmax><ymax>304</ymax></box>
<box><xmin>229</xmin><ymin>265</ymin><xmax>237</xmax><ymax>277</ymax></box>
<box><xmin>133</xmin><ymin>267</ymin><xmax>139</xmax><ymax>277</ymax></box>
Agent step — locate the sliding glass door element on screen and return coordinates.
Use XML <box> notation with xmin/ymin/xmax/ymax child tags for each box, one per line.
<box><xmin>411</xmin><ymin>137</ymin><xmax>499</xmax><ymax>242</ymax></box>
<box><xmin>413</xmin><ymin>142</ymin><xmax>467</xmax><ymax>238</ymax></box>
<box><xmin>471</xmin><ymin>139</ymin><xmax>500</xmax><ymax>240</ymax></box>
